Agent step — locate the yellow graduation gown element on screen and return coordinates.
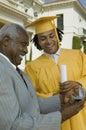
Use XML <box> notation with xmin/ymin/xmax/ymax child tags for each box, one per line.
<box><xmin>25</xmin><ymin>48</ymin><xmax>86</xmax><ymax>130</ymax></box>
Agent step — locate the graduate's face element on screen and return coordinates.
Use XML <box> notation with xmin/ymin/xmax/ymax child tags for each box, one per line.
<box><xmin>38</xmin><ymin>29</ymin><xmax>59</xmax><ymax>54</ymax></box>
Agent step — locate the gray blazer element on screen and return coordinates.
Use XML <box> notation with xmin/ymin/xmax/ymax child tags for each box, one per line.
<box><xmin>0</xmin><ymin>54</ymin><xmax>61</xmax><ymax>130</ymax></box>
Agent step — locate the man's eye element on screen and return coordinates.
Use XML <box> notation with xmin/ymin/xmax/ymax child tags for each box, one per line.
<box><xmin>40</xmin><ymin>37</ymin><xmax>46</xmax><ymax>41</ymax></box>
<box><xmin>50</xmin><ymin>34</ymin><xmax>55</xmax><ymax>38</ymax></box>
<box><xmin>22</xmin><ymin>42</ymin><xmax>28</xmax><ymax>46</ymax></box>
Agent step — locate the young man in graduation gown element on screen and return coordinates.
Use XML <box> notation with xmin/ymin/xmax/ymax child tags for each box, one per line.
<box><xmin>25</xmin><ymin>16</ymin><xmax>86</xmax><ymax>130</ymax></box>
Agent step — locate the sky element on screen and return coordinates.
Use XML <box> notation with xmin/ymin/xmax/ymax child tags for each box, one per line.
<box><xmin>44</xmin><ymin>0</ymin><xmax>86</xmax><ymax>9</ymax></box>
<box><xmin>80</xmin><ymin>0</ymin><xmax>86</xmax><ymax>9</ymax></box>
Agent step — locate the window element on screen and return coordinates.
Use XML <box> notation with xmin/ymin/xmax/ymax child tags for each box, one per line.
<box><xmin>57</xmin><ymin>14</ymin><xmax>63</xmax><ymax>30</ymax></box>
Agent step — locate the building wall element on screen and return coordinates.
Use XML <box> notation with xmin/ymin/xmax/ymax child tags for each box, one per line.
<box><xmin>42</xmin><ymin>2</ymin><xmax>86</xmax><ymax>49</ymax></box>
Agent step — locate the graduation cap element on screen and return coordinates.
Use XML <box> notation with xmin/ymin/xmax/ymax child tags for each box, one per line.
<box><xmin>26</xmin><ymin>15</ymin><xmax>61</xmax><ymax>46</ymax></box>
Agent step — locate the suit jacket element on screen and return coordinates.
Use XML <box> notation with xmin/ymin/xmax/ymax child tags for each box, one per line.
<box><xmin>0</xmin><ymin>54</ymin><xmax>61</xmax><ymax>130</ymax></box>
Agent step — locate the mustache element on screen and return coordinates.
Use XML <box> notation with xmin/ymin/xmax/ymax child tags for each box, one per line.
<box><xmin>18</xmin><ymin>51</ymin><xmax>26</xmax><ymax>56</ymax></box>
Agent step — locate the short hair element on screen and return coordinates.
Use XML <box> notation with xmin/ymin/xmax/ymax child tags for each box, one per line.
<box><xmin>0</xmin><ymin>23</ymin><xmax>26</xmax><ymax>43</ymax></box>
<box><xmin>31</xmin><ymin>28</ymin><xmax>64</xmax><ymax>50</ymax></box>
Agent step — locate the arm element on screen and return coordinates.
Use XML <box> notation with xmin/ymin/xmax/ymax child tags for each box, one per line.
<box><xmin>37</xmin><ymin>87</ymin><xmax>85</xmax><ymax>124</ymax></box>
<box><xmin>0</xmin><ymin>68</ymin><xmax>61</xmax><ymax>130</ymax></box>
<box><xmin>12</xmin><ymin>112</ymin><xmax>61</xmax><ymax>130</ymax></box>
<box><xmin>38</xmin><ymin>94</ymin><xmax>61</xmax><ymax>113</ymax></box>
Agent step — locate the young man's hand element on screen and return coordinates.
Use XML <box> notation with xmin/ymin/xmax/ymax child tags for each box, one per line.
<box><xmin>59</xmin><ymin>80</ymin><xmax>85</xmax><ymax>104</ymax></box>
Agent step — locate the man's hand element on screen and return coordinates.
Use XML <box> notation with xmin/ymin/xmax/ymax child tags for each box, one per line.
<box><xmin>61</xmin><ymin>98</ymin><xmax>85</xmax><ymax>122</ymax></box>
<box><xmin>60</xmin><ymin>80</ymin><xmax>82</xmax><ymax>92</ymax></box>
<box><xmin>59</xmin><ymin>80</ymin><xmax>83</xmax><ymax>104</ymax></box>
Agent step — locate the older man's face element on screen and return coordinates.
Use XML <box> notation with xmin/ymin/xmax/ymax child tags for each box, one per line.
<box><xmin>4</xmin><ymin>29</ymin><xmax>29</xmax><ymax>67</ymax></box>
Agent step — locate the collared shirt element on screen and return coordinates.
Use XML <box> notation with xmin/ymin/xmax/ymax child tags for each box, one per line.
<box><xmin>44</xmin><ymin>47</ymin><xmax>61</xmax><ymax>64</ymax></box>
<box><xmin>0</xmin><ymin>53</ymin><xmax>16</xmax><ymax>69</ymax></box>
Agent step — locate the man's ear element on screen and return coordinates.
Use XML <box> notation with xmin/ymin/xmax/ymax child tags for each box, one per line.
<box><xmin>2</xmin><ymin>36</ymin><xmax>10</xmax><ymax>46</ymax></box>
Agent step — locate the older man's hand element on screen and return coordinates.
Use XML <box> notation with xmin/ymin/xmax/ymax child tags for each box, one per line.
<box><xmin>61</xmin><ymin>98</ymin><xmax>85</xmax><ymax>122</ymax></box>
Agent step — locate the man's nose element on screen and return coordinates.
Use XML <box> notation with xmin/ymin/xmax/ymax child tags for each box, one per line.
<box><xmin>46</xmin><ymin>37</ymin><xmax>52</xmax><ymax>44</ymax></box>
<box><xmin>24</xmin><ymin>47</ymin><xmax>28</xmax><ymax>54</ymax></box>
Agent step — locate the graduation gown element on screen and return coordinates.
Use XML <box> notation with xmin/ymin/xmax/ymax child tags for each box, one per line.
<box><xmin>25</xmin><ymin>48</ymin><xmax>86</xmax><ymax>130</ymax></box>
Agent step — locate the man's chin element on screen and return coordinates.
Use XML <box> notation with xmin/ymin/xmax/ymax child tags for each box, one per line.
<box><xmin>16</xmin><ymin>61</ymin><xmax>22</xmax><ymax>66</ymax></box>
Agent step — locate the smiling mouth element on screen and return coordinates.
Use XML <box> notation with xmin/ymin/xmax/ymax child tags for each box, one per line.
<box><xmin>46</xmin><ymin>44</ymin><xmax>54</xmax><ymax>49</ymax></box>
<box><xmin>19</xmin><ymin>55</ymin><xmax>23</xmax><ymax>61</ymax></box>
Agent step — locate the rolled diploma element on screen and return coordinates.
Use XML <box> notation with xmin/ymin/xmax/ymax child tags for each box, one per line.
<box><xmin>60</xmin><ymin>65</ymin><xmax>67</xmax><ymax>83</ymax></box>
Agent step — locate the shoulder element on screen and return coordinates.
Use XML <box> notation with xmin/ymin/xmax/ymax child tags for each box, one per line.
<box><xmin>0</xmin><ymin>62</ymin><xmax>6</xmax><ymax>73</ymax></box>
<box><xmin>61</xmin><ymin>48</ymin><xmax>83</xmax><ymax>55</ymax></box>
<box><xmin>25</xmin><ymin>54</ymin><xmax>50</xmax><ymax>68</ymax></box>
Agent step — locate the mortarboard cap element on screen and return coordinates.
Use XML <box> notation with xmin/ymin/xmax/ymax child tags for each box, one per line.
<box><xmin>26</xmin><ymin>15</ymin><xmax>61</xmax><ymax>46</ymax></box>
<box><xmin>26</xmin><ymin>15</ymin><xmax>60</xmax><ymax>34</ymax></box>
